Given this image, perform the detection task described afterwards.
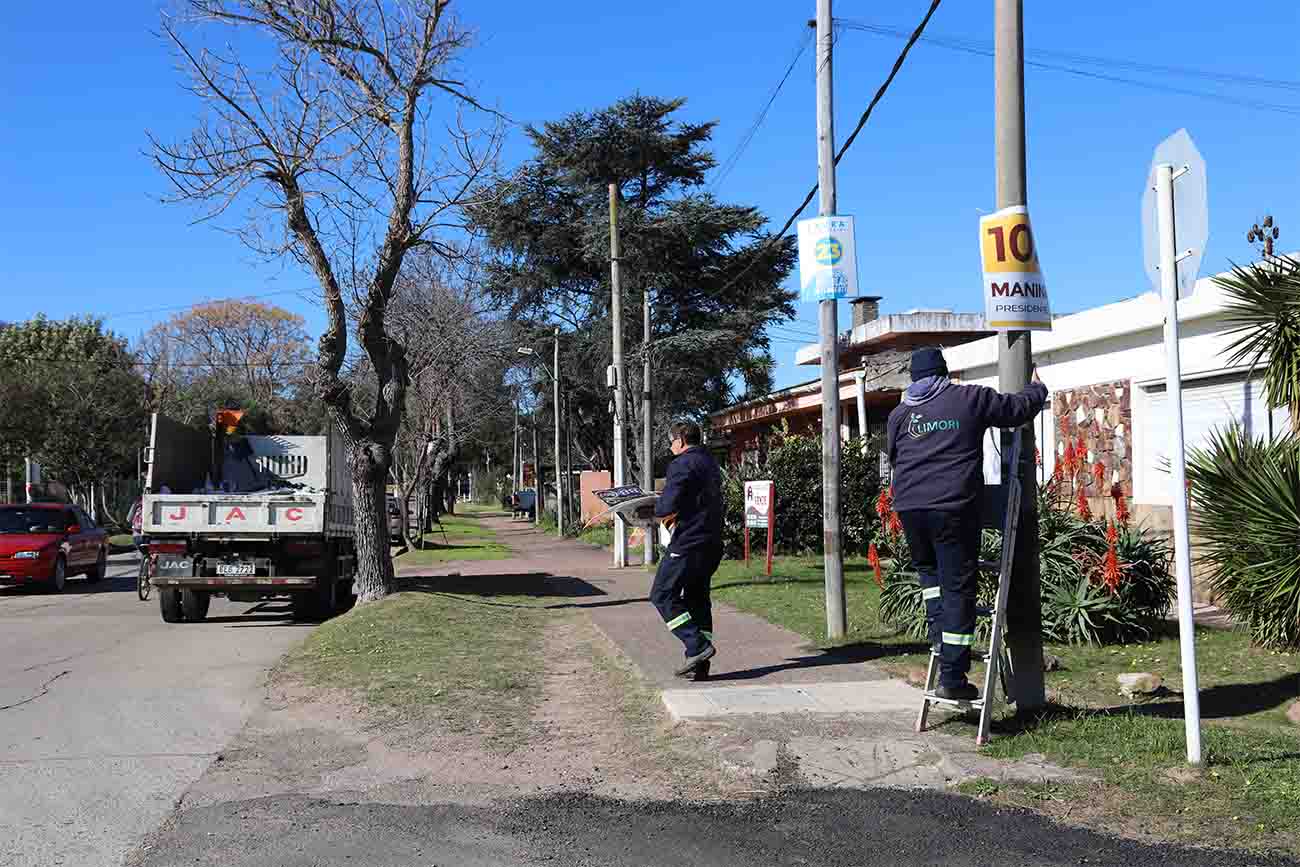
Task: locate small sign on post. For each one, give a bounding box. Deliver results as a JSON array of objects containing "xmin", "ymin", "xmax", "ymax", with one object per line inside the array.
[
  {"xmin": 979, "ymin": 205, "xmax": 1052, "ymax": 330},
  {"xmin": 744, "ymin": 480, "xmax": 775, "ymax": 576},
  {"xmin": 798, "ymin": 216, "xmax": 858, "ymax": 302}
]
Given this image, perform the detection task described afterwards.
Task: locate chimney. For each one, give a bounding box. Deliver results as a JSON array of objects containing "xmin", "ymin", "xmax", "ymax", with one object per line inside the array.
[{"xmin": 849, "ymin": 296, "xmax": 882, "ymax": 329}]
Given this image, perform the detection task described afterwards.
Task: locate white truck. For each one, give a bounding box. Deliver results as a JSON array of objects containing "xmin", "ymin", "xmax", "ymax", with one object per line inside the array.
[{"xmin": 141, "ymin": 413, "xmax": 356, "ymax": 623}]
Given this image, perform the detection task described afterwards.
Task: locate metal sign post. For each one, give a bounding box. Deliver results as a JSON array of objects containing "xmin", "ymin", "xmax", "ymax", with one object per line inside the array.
[{"xmin": 1143, "ymin": 129, "xmax": 1208, "ymax": 765}]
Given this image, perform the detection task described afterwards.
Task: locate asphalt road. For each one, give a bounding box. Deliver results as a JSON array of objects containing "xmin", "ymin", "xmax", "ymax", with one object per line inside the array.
[
  {"xmin": 0, "ymin": 553, "xmax": 310, "ymax": 867},
  {"xmin": 134, "ymin": 790, "xmax": 1296, "ymax": 867}
]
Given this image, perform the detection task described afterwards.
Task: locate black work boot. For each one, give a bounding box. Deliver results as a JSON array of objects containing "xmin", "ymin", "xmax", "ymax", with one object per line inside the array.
[
  {"xmin": 690, "ymin": 660, "xmax": 711, "ymax": 682},
  {"xmin": 935, "ymin": 681, "xmax": 980, "ymax": 701},
  {"xmin": 673, "ymin": 644, "xmax": 716, "ymax": 678}
]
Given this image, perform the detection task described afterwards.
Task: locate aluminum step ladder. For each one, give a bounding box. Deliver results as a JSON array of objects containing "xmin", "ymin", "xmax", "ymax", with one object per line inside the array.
[{"xmin": 915, "ymin": 429, "xmax": 1025, "ymax": 746}]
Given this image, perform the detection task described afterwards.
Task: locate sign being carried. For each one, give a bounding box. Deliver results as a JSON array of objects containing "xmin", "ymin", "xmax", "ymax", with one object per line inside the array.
[
  {"xmin": 743, "ymin": 480, "xmax": 775, "ymax": 576},
  {"xmin": 979, "ymin": 206, "xmax": 1052, "ymax": 330},
  {"xmin": 798, "ymin": 215, "xmax": 859, "ymax": 301}
]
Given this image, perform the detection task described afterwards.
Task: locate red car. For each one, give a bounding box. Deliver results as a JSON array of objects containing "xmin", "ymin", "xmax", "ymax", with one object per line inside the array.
[{"xmin": 0, "ymin": 503, "xmax": 109, "ymax": 592}]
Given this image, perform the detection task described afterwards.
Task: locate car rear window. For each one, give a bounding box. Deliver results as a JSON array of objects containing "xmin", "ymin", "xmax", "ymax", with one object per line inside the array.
[{"xmin": 0, "ymin": 508, "xmax": 65, "ymax": 534}]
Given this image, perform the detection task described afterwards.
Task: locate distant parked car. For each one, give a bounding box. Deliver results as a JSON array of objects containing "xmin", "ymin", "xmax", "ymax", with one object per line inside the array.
[
  {"xmin": 0, "ymin": 503, "xmax": 110, "ymax": 592},
  {"xmin": 387, "ymin": 495, "xmax": 404, "ymax": 544}
]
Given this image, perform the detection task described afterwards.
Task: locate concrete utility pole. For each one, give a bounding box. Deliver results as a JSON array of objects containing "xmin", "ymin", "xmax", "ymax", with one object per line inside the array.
[
  {"xmin": 533, "ymin": 411, "xmax": 542, "ymax": 526},
  {"xmin": 994, "ymin": 0, "xmax": 1046, "ymax": 710},
  {"xmin": 853, "ymin": 370, "xmax": 868, "ymax": 448},
  {"xmin": 642, "ymin": 287, "xmax": 657, "ymax": 569},
  {"xmin": 565, "ymin": 392, "xmax": 575, "ymax": 525},
  {"xmin": 816, "ymin": 0, "xmax": 846, "ymax": 640},
  {"xmin": 554, "ymin": 328, "xmax": 564, "ymax": 537},
  {"xmin": 609, "ymin": 183, "xmax": 629, "ymax": 567}
]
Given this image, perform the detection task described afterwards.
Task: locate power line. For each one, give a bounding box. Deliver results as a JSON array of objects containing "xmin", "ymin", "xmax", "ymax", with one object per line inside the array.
[
  {"xmin": 707, "ymin": 0, "xmax": 945, "ymax": 302},
  {"xmin": 838, "ymin": 19, "xmax": 1300, "ymax": 93},
  {"xmin": 837, "ymin": 19, "xmax": 1300, "ymax": 116},
  {"xmin": 711, "ymin": 26, "xmax": 814, "ymax": 192}
]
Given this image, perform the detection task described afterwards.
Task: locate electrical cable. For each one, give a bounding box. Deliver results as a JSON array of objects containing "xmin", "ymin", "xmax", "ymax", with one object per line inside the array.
[
  {"xmin": 837, "ymin": 19, "xmax": 1300, "ymax": 93},
  {"xmin": 705, "ymin": 0, "xmax": 945, "ymax": 302},
  {"xmin": 711, "ymin": 26, "xmax": 814, "ymax": 192},
  {"xmin": 837, "ymin": 19, "xmax": 1300, "ymax": 116}
]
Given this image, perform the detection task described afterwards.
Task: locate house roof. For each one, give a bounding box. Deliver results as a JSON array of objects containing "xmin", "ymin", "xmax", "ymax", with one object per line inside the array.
[{"xmin": 795, "ymin": 310, "xmax": 994, "ymax": 366}]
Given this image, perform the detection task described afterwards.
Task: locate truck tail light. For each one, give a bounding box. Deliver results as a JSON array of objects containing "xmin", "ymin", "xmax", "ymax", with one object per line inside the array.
[{"xmin": 151, "ymin": 543, "xmax": 187, "ymax": 554}]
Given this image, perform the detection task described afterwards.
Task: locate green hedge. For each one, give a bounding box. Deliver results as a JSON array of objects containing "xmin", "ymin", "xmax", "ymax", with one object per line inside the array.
[{"xmin": 721, "ymin": 431, "xmax": 884, "ymax": 559}]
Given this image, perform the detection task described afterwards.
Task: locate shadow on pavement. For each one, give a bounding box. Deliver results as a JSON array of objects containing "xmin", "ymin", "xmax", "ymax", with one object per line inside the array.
[
  {"xmin": 706, "ymin": 640, "xmax": 932, "ymax": 682},
  {"xmin": 1, "ymin": 568, "xmax": 141, "ymax": 597},
  {"xmin": 400, "ymin": 571, "xmax": 606, "ymax": 600}
]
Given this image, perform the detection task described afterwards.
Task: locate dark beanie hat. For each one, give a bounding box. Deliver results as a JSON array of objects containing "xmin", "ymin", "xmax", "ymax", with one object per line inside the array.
[{"xmin": 910, "ymin": 347, "xmax": 948, "ymax": 382}]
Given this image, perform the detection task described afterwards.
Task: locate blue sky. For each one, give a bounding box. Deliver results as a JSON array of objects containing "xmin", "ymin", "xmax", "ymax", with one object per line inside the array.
[{"xmin": 2, "ymin": 1, "xmax": 1297, "ymax": 391}]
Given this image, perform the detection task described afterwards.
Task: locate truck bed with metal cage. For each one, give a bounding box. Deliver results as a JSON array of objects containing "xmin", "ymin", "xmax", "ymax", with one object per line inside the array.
[{"xmin": 139, "ymin": 413, "xmax": 356, "ymax": 623}]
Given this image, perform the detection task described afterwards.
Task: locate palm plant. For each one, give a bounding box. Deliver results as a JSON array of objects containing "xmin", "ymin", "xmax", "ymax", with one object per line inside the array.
[
  {"xmin": 1213, "ymin": 254, "xmax": 1300, "ymax": 432},
  {"xmin": 1185, "ymin": 423, "xmax": 1300, "ymax": 649}
]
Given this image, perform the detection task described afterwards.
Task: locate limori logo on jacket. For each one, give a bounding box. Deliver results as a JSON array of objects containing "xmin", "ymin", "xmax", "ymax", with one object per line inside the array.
[{"xmin": 907, "ymin": 412, "xmax": 960, "ymax": 440}]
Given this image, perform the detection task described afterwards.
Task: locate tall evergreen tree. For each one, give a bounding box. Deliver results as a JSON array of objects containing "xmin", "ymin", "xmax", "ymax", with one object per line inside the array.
[{"xmin": 470, "ymin": 96, "xmax": 796, "ymax": 474}]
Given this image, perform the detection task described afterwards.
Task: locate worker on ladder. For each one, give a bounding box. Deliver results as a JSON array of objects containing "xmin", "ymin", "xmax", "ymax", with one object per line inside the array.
[{"xmin": 887, "ymin": 347, "xmax": 1048, "ymax": 702}]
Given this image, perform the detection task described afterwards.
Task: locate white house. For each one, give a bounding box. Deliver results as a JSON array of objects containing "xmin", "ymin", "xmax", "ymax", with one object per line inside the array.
[{"xmin": 943, "ymin": 261, "xmax": 1291, "ymax": 540}]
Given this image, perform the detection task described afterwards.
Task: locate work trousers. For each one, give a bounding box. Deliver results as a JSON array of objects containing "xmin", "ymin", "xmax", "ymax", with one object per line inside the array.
[
  {"xmin": 650, "ymin": 546, "xmax": 722, "ymax": 658},
  {"xmin": 898, "ymin": 505, "xmax": 982, "ymax": 688}
]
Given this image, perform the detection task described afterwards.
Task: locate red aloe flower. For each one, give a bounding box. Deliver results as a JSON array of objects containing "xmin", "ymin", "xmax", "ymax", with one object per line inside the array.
[
  {"xmin": 887, "ymin": 511, "xmax": 903, "ymax": 538},
  {"xmin": 867, "ymin": 543, "xmax": 883, "ymax": 588},
  {"xmin": 1092, "ymin": 461, "xmax": 1106, "ymax": 489},
  {"xmin": 1076, "ymin": 489, "xmax": 1093, "ymax": 521},
  {"xmin": 1111, "ymin": 484, "xmax": 1130, "ymax": 527},
  {"xmin": 1106, "ymin": 520, "xmax": 1119, "ymax": 546},
  {"xmin": 1062, "ymin": 442, "xmax": 1077, "ymax": 475},
  {"xmin": 1101, "ymin": 545, "xmax": 1123, "ymax": 594}
]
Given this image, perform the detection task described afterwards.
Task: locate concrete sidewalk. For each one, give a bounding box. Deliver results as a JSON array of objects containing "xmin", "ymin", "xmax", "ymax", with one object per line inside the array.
[
  {"xmin": 397, "ymin": 514, "xmax": 1081, "ymax": 790},
  {"xmin": 401, "ymin": 514, "xmax": 894, "ymax": 691}
]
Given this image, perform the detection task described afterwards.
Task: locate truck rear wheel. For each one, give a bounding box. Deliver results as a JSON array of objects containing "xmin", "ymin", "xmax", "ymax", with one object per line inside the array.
[
  {"xmin": 160, "ymin": 587, "xmax": 184, "ymax": 623},
  {"xmin": 290, "ymin": 591, "xmax": 316, "ymax": 621},
  {"xmin": 181, "ymin": 589, "xmax": 210, "ymax": 622}
]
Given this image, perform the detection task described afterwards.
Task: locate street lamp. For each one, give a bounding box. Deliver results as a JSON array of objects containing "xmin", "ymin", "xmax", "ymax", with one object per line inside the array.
[{"xmin": 517, "ymin": 337, "xmax": 565, "ymax": 537}]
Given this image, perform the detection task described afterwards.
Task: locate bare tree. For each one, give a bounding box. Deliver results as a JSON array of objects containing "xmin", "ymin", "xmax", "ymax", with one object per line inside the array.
[
  {"xmin": 150, "ymin": 0, "xmax": 501, "ymax": 601},
  {"xmin": 386, "ymin": 251, "xmax": 515, "ymax": 548}
]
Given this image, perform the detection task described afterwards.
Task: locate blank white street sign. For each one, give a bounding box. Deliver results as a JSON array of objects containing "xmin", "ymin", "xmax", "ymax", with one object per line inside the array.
[{"xmin": 1142, "ymin": 129, "xmax": 1208, "ymax": 299}]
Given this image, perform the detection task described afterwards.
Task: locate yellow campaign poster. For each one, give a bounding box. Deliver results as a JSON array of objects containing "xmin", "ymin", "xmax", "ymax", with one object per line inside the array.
[{"xmin": 979, "ymin": 205, "xmax": 1052, "ymax": 330}]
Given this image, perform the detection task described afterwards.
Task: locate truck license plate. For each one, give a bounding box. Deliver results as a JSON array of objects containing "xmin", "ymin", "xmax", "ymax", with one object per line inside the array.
[{"xmin": 216, "ymin": 562, "xmax": 255, "ymax": 577}]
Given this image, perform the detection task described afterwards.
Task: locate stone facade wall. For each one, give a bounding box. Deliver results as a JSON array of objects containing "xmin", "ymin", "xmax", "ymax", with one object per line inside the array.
[{"xmin": 1053, "ymin": 379, "xmax": 1132, "ymax": 498}]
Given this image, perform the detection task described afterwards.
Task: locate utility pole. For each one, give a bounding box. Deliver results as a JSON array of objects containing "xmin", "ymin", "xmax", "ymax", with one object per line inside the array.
[
  {"xmin": 554, "ymin": 327, "xmax": 564, "ymax": 537},
  {"xmin": 565, "ymin": 392, "xmax": 575, "ymax": 525},
  {"xmin": 994, "ymin": 0, "xmax": 1045, "ymax": 710},
  {"xmin": 642, "ymin": 287, "xmax": 657, "ymax": 568},
  {"xmin": 533, "ymin": 410, "xmax": 542, "ymax": 526},
  {"xmin": 816, "ymin": 0, "xmax": 846, "ymax": 640},
  {"xmin": 853, "ymin": 369, "xmax": 868, "ymax": 448},
  {"xmin": 609, "ymin": 182, "xmax": 629, "ymax": 567},
  {"xmin": 513, "ymin": 401, "xmax": 520, "ymax": 500}
]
